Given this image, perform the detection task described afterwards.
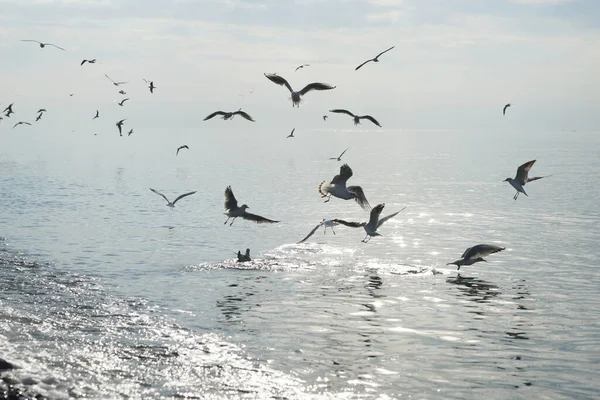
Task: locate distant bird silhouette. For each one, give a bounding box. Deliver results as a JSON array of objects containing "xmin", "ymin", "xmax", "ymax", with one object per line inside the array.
[
  {"xmin": 223, "ymin": 186, "xmax": 279, "ymax": 226},
  {"xmin": 318, "ymin": 163, "xmax": 370, "ymax": 211},
  {"xmin": 117, "ymin": 98, "xmax": 130, "ymax": 106},
  {"xmin": 203, "ymin": 109, "xmax": 254, "ymax": 122},
  {"xmin": 355, "ymin": 46, "xmax": 394, "ymax": 71},
  {"xmin": 37, "ymin": 109, "xmax": 47, "ymax": 114},
  {"xmin": 323, "ymin": 115, "xmax": 328, "ymax": 121},
  {"xmin": 80, "ymin": 59, "xmax": 96, "ymax": 66},
  {"xmin": 116, "ymin": 119, "xmax": 126, "ymax": 136},
  {"xmin": 329, "ymin": 109, "xmax": 381, "ymax": 127},
  {"xmin": 127, "ymin": 129, "xmax": 134, "ymax": 136},
  {"xmin": 503, "ymin": 103, "xmax": 511, "ymax": 115},
  {"xmin": 329, "ymin": 148, "xmax": 348, "ymax": 161},
  {"xmin": 118, "ymin": 90, "xmax": 127, "ymax": 95},
  {"xmin": 447, "ymin": 244, "xmax": 505, "ymax": 270},
  {"xmin": 21, "ymin": 40, "xmax": 65, "ymax": 51},
  {"xmin": 295, "ymin": 64, "xmax": 310, "ymax": 71},
  {"xmin": 287, "ymin": 128, "xmax": 295, "ymax": 138},
  {"xmin": 150, "ymin": 188, "xmax": 197, "ymax": 208},
  {"xmin": 35, "ymin": 113, "xmax": 43, "ymax": 122},
  {"xmin": 148, "ymin": 81, "xmax": 155, "ymax": 93},
  {"xmin": 334, "ymin": 203, "xmax": 406, "ymax": 243},
  {"xmin": 504, "ymin": 159, "xmax": 548, "ymax": 200},
  {"xmin": 176, "ymin": 145, "xmax": 189, "ymax": 155},
  {"xmin": 264, "ymin": 73, "xmax": 335, "ymax": 107},
  {"xmin": 3, "ymin": 103, "xmax": 14, "ymax": 117},
  {"xmin": 93, "ymin": 110, "xmax": 99, "ymax": 120},
  {"xmin": 105, "ymin": 74, "xmax": 127, "ymax": 86},
  {"xmin": 236, "ymin": 249, "xmax": 251, "ymax": 262},
  {"xmin": 13, "ymin": 121, "xmax": 31, "ymax": 129}
]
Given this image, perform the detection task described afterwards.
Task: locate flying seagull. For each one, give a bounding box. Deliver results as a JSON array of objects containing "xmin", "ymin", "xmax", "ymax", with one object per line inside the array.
[
  {"xmin": 329, "ymin": 109, "xmax": 381, "ymax": 127},
  {"xmin": 223, "ymin": 186, "xmax": 279, "ymax": 226},
  {"xmin": 329, "ymin": 148, "xmax": 348, "ymax": 161},
  {"xmin": 93, "ymin": 110, "xmax": 99, "ymax": 120},
  {"xmin": 127, "ymin": 128, "xmax": 134, "ymax": 136},
  {"xmin": 35, "ymin": 113, "xmax": 43, "ymax": 122},
  {"xmin": 287, "ymin": 128, "xmax": 295, "ymax": 138},
  {"xmin": 13, "ymin": 121, "xmax": 31, "ymax": 129},
  {"xmin": 117, "ymin": 98, "xmax": 130, "ymax": 106},
  {"xmin": 355, "ymin": 46, "xmax": 395, "ymax": 71},
  {"xmin": 297, "ymin": 219, "xmax": 342, "ymax": 243},
  {"xmin": 203, "ymin": 109, "xmax": 254, "ymax": 122},
  {"xmin": 503, "ymin": 103, "xmax": 511, "ymax": 115},
  {"xmin": 150, "ymin": 188, "xmax": 197, "ymax": 208},
  {"xmin": 118, "ymin": 90, "xmax": 127, "ymax": 95},
  {"xmin": 37, "ymin": 108, "xmax": 47, "ymax": 114},
  {"xmin": 176, "ymin": 145, "xmax": 189, "ymax": 155},
  {"xmin": 334, "ymin": 204, "xmax": 406, "ymax": 243},
  {"xmin": 323, "ymin": 115, "xmax": 328, "ymax": 121},
  {"xmin": 105, "ymin": 74, "xmax": 128, "ymax": 86},
  {"xmin": 447, "ymin": 244, "xmax": 505, "ymax": 270},
  {"xmin": 504, "ymin": 159, "xmax": 547, "ymax": 200},
  {"xmin": 236, "ymin": 249, "xmax": 251, "ymax": 262},
  {"xmin": 295, "ymin": 64, "xmax": 310, "ymax": 72},
  {"xmin": 318, "ymin": 163, "xmax": 371, "ymax": 211},
  {"xmin": 264, "ymin": 73, "xmax": 336, "ymax": 107},
  {"xmin": 148, "ymin": 81, "xmax": 155, "ymax": 93},
  {"xmin": 3, "ymin": 103, "xmax": 14, "ymax": 117},
  {"xmin": 116, "ymin": 119, "xmax": 126, "ymax": 136},
  {"xmin": 80, "ymin": 59, "xmax": 96, "ymax": 66},
  {"xmin": 21, "ymin": 40, "xmax": 65, "ymax": 51}
]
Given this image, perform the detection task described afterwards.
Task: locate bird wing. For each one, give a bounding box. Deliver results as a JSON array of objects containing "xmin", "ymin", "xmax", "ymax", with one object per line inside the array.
[
  {"xmin": 80, "ymin": 60, "xmax": 87, "ymax": 65},
  {"xmin": 224, "ymin": 186, "xmax": 238, "ymax": 210},
  {"xmin": 21, "ymin": 39, "xmax": 42, "ymax": 44},
  {"xmin": 297, "ymin": 222, "xmax": 324, "ymax": 243},
  {"xmin": 462, "ymin": 244, "xmax": 505, "ymax": 260},
  {"xmin": 264, "ymin": 73, "xmax": 293, "ymax": 93},
  {"xmin": 329, "ymin": 109, "xmax": 355, "ymax": 117},
  {"xmin": 104, "ymin": 74, "xmax": 116, "ymax": 83},
  {"xmin": 359, "ymin": 115, "xmax": 381, "ymax": 127},
  {"xmin": 332, "ymin": 219, "xmax": 365, "ymax": 228},
  {"xmin": 47, "ymin": 43, "xmax": 66, "ymax": 51},
  {"xmin": 375, "ymin": 46, "xmax": 395, "ymax": 59},
  {"xmin": 348, "ymin": 185, "xmax": 371, "ymax": 211},
  {"xmin": 203, "ymin": 111, "xmax": 226, "ymax": 121},
  {"xmin": 503, "ymin": 104, "xmax": 510, "ymax": 115},
  {"xmin": 172, "ymin": 191, "xmax": 197, "ymax": 205},
  {"xmin": 299, "ymin": 82, "xmax": 336, "ymax": 95},
  {"xmin": 367, "ymin": 203, "xmax": 385, "ymax": 229},
  {"xmin": 516, "ymin": 160, "xmax": 536, "ymax": 185},
  {"xmin": 234, "ymin": 111, "xmax": 255, "ymax": 122},
  {"xmin": 355, "ymin": 59, "xmax": 372, "ymax": 71},
  {"xmin": 527, "ymin": 175, "xmax": 547, "ymax": 183},
  {"xmin": 120, "ymin": 98, "xmax": 130, "ymax": 105},
  {"xmin": 150, "ymin": 188, "xmax": 171, "ymax": 203},
  {"xmin": 377, "ymin": 206, "xmax": 406, "ymax": 228},
  {"xmin": 338, "ymin": 148, "xmax": 348, "ymax": 159},
  {"xmin": 242, "ymin": 212, "xmax": 279, "ymax": 224},
  {"xmin": 331, "ymin": 163, "xmax": 353, "ymax": 185}
]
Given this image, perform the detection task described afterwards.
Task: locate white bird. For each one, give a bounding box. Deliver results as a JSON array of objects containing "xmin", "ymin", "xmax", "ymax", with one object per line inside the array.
[
  {"xmin": 149, "ymin": 188, "xmax": 197, "ymax": 208},
  {"xmin": 223, "ymin": 186, "xmax": 279, "ymax": 226},
  {"xmin": 334, "ymin": 203, "xmax": 406, "ymax": 243},
  {"xmin": 318, "ymin": 163, "xmax": 371, "ymax": 211},
  {"xmin": 504, "ymin": 160, "xmax": 547, "ymax": 200},
  {"xmin": 236, "ymin": 249, "xmax": 251, "ymax": 262},
  {"xmin": 203, "ymin": 109, "xmax": 254, "ymax": 122},
  {"xmin": 355, "ymin": 46, "xmax": 395, "ymax": 71},
  {"xmin": 329, "ymin": 109, "xmax": 381, "ymax": 127},
  {"xmin": 287, "ymin": 128, "xmax": 295, "ymax": 138},
  {"xmin": 297, "ymin": 219, "xmax": 341, "ymax": 243},
  {"xmin": 264, "ymin": 73, "xmax": 336, "ymax": 107},
  {"xmin": 105, "ymin": 74, "xmax": 128, "ymax": 86},
  {"xmin": 446, "ymin": 244, "xmax": 506, "ymax": 270},
  {"xmin": 329, "ymin": 148, "xmax": 348, "ymax": 161},
  {"xmin": 21, "ymin": 39, "xmax": 65, "ymax": 51}
]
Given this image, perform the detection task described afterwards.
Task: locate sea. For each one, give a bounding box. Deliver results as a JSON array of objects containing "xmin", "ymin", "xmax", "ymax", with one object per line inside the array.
[{"xmin": 1, "ymin": 127, "xmax": 599, "ymax": 399}]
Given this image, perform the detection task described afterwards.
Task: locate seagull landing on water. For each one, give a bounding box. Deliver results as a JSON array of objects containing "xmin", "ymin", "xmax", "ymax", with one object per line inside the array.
[
  {"xmin": 355, "ymin": 46, "xmax": 395, "ymax": 71},
  {"xmin": 447, "ymin": 244, "xmax": 505, "ymax": 270},
  {"xmin": 176, "ymin": 145, "xmax": 189, "ymax": 155},
  {"xmin": 203, "ymin": 109, "xmax": 255, "ymax": 122},
  {"xmin": 329, "ymin": 109, "xmax": 381, "ymax": 127},
  {"xmin": 287, "ymin": 128, "xmax": 295, "ymax": 138},
  {"xmin": 223, "ymin": 186, "xmax": 279, "ymax": 226},
  {"xmin": 329, "ymin": 148, "xmax": 348, "ymax": 161},
  {"xmin": 264, "ymin": 73, "xmax": 336, "ymax": 107},
  {"xmin": 504, "ymin": 159, "xmax": 548, "ymax": 200},
  {"xmin": 503, "ymin": 103, "xmax": 511, "ymax": 116},
  {"xmin": 335, "ymin": 204, "xmax": 406, "ymax": 243},
  {"xmin": 297, "ymin": 219, "xmax": 341, "ymax": 243},
  {"xmin": 150, "ymin": 188, "xmax": 197, "ymax": 208},
  {"xmin": 21, "ymin": 40, "xmax": 65, "ymax": 51},
  {"xmin": 236, "ymin": 249, "xmax": 251, "ymax": 262},
  {"xmin": 318, "ymin": 163, "xmax": 370, "ymax": 211}
]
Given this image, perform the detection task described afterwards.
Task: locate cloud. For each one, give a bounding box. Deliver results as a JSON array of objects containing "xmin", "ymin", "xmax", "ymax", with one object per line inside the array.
[{"xmin": 366, "ymin": 10, "xmax": 403, "ymax": 22}]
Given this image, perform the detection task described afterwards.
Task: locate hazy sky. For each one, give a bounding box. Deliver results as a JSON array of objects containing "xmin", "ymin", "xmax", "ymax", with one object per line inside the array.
[{"xmin": 0, "ymin": 0, "xmax": 599, "ymax": 134}]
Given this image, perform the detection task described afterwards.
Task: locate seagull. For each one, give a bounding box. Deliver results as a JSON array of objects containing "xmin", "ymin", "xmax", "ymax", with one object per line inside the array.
[
  {"xmin": 203, "ymin": 109, "xmax": 255, "ymax": 122},
  {"xmin": 80, "ymin": 59, "xmax": 96, "ymax": 66},
  {"xmin": 446, "ymin": 244, "xmax": 505, "ymax": 270},
  {"xmin": 117, "ymin": 98, "xmax": 130, "ymax": 106},
  {"xmin": 329, "ymin": 109, "xmax": 381, "ymax": 127},
  {"xmin": 287, "ymin": 128, "xmax": 295, "ymax": 138},
  {"xmin": 295, "ymin": 64, "xmax": 310, "ymax": 71},
  {"xmin": 355, "ymin": 46, "xmax": 395, "ymax": 71},
  {"xmin": 504, "ymin": 160, "xmax": 547, "ymax": 200},
  {"xmin": 37, "ymin": 109, "xmax": 47, "ymax": 114},
  {"xmin": 118, "ymin": 90, "xmax": 127, "ymax": 95},
  {"xmin": 116, "ymin": 119, "xmax": 126, "ymax": 136},
  {"xmin": 149, "ymin": 188, "xmax": 197, "ymax": 208},
  {"xmin": 334, "ymin": 204, "xmax": 406, "ymax": 243},
  {"xmin": 329, "ymin": 148, "xmax": 348, "ymax": 161},
  {"xmin": 3, "ymin": 103, "xmax": 14, "ymax": 117},
  {"xmin": 323, "ymin": 115, "xmax": 328, "ymax": 121},
  {"xmin": 297, "ymin": 219, "xmax": 341, "ymax": 243},
  {"xmin": 503, "ymin": 103, "xmax": 511, "ymax": 115},
  {"xmin": 176, "ymin": 145, "xmax": 189, "ymax": 155},
  {"xmin": 21, "ymin": 40, "xmax": 65, "ymax": 51},
  {"xmin": 148, "ymin": 81, "xmax": 155, "ymax": 93},
  {"xmin": 105, "ymin": 74, "xmax": 128, "ymax": 86},
  {"xmin": 264, "ymin": 73, "xmax": 336, "ymax": 107},
  {"xmin": 223, "ymin": 186, "xmax": 279, "ymax": 226},
  {"xmin": 35, "ymin": 113, "xmax": 43, "ymax": 122},
  {"xmin": 318, "ymin": 163, "xmax": 371, "ymax": 211},
  {"xmin": 12, "ymin": 121, "xmax": 31, "ymax": 129},
  {"xmin": 127, "ymin": 128, "xmax": 134, "ymax": 136},
  {"xmin": 236, "ymin": 249, "xmax": 251, "ymax": 262},
  {"xmin": 93, "ymin": 110, "xmax": 99, "ymax": 120}
]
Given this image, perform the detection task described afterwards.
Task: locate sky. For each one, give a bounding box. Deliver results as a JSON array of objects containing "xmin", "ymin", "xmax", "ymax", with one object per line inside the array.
[{"xmin": 0, "ymin": 0, "xmax": 599, "ymax": 135}]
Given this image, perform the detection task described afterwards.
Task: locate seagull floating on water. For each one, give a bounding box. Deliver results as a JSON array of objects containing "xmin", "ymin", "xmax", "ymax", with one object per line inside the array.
[
  {"xmin": 503, "ymin": 103, "xmax": 511, "ymax": 116},
  {"xmin": 504, "ymin": 159, "xmax": 547, "ymax": 200},
  {"xmin": 236, "ymin": 249, "xmax": 251, "ymax": 262},
  {"xmin": 12, "ymin": 121, "xmax": 31, "ymax": 129},
  {"xmin": 295, "ymin": 64, "xmax": 310, "ymax": 71},
  {"xmin": 116, "ymin": 119, "xmax": 126, "ymax": 136},
  {"xmin": 150, "ymin": 188, "xmax": 197, "ymax": 208},
  {"xmin": 287, "ymin": 128, "xmax": 295, "ymax": 138},
  {"xmin": 203, "ymin": 109, "xmax": 255, "ymax": 122},
  {"xmin": 334, "ymin": 204, "xmax": 406, "ymax": 243},
  {"xmin": 93, "ymin": 110, "xmax": 99, "ymax": 120},
  {"xmin": 329, "ymin": 109, "xmax": 381, "ymax": 127},
  {"xmin": 21, "ymin": 40, "xmax": 65, "ymax": 51},
  {"xmin": 176, "ymin": 145, "xmax": 189, "ymax": 155},
  {"xmin": 447, "ymin": 244, "xmax": 505, "ymax": 270},
  {"xmin": 264, "ymin": 73, "xmax": 336, "ymax": 107},
  {"xmin": 223, "ymin": 186, "xmax": 279, "ymax": 226},
  {"xmin": 105, "ymin": 74, "xmax": 128, "ymax": 86},
  {"xmin": 318, "ymin": 163, "xmax": 370, "ymax": 211},
  {"xmin": 80, "ymin": 59, "xmax": 96, "ymax": 66},
  {"xmin": 297, "ymin": 219, "xmax": 342, "ymax": 243},
  {"xmin": 355, "ymin": 46, "xmax": 394, "ymax": 71},
  {"xmin": 329, "ymin": 148, "xmax": 348, "ymax": 161}
]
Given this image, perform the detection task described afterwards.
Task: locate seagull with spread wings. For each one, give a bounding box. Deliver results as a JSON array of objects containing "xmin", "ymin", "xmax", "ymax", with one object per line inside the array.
[
  {"xmin": 318, "ymin": 163, "xmax": 371, "ymax": 211},
  {"xmin": 203, "ymin": 109, "xmax": 255, "ymax": 122},
  {"xmin": 117, "ymin": 98, "xmax": 130, "ymax": 106},
  {"xmin": 329, "ymin": 148, "xmax": 348, "ymax": 161},
  {"xmin": 447, "ymin": 244, "xmax": 505, "ymax": 270},
  {"xmin": 503, "ymin": 103, "xmax": 511, "ymax": 115},
  {"xmin": 116, "ymin": 119, "xmax": 126, "ymax": 136},
  {"xmin": 176, "ymin": 145, "xmax": 189, "ymax": 155},
  {"xmin": 264, "ymin": 73, "xmax": 335, "ymax": 107},
  {"xmin": 334, "ymin": 204, "xmax": 406, "ymax": 243},
  {"xmin": 223, "ymin": 186, "xmax": 279, "ymax": 226},
  {"xmin": 504, "ymin": 159, "xmax": 548, "ymax": 200},
  {"xmin": 150, "ymin": 188, "xmax": 197, "ymax": 208},
  {"xmin": 297, "ymin": 219, "xmax": 342, "ymax": 243},
  {"xmin": 81, "ymin": 59, "xmax": 96, "ymax": 66},
  {"xmin": 12, "ymin": 121, "xmax": 31, "ymax": 129},
  {"xmin": 93, "ymin": 110, "xmax": 99, "ymax": 120},
  {"xmin": 105, "ymin": 74, "xmax": 128, "ymax": 86},
  {"xmin": 295, "ymin": 64, "xmax": 310, "ymax": 71},
  {"xmin": 287, "ymin": 128, "xmax": 295, "ymax": 138},
  {"xmin": 21, "ymin": 40, "xmax": 65, "ymax": 51},
  {"xmin": 329, "ymin": 109, "xmax": 381, "ymax": 127},
  {"xmin": 355, "ymin": 46, "xmax": 394, "ymax": 71}
]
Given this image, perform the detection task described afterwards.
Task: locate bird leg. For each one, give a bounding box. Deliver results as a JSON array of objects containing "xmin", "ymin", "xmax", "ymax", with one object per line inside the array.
[
  {"xmin": 332, "ymin": 227, "xmax": 336, "ymax": 235},
  {"xmin": 514, "ymin": 192, "xmax": 519, "ymax": 201},
  {"xmin": 361, "ymin": 234, "xmax": 371, "ymax": 243},
  {"xmin": 229, "ymin": 217, "xmax": 237, "ymax": 226},
  {"xmin": 224, "ymin": 217, "xmax": 230, "ymax": 225}
]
